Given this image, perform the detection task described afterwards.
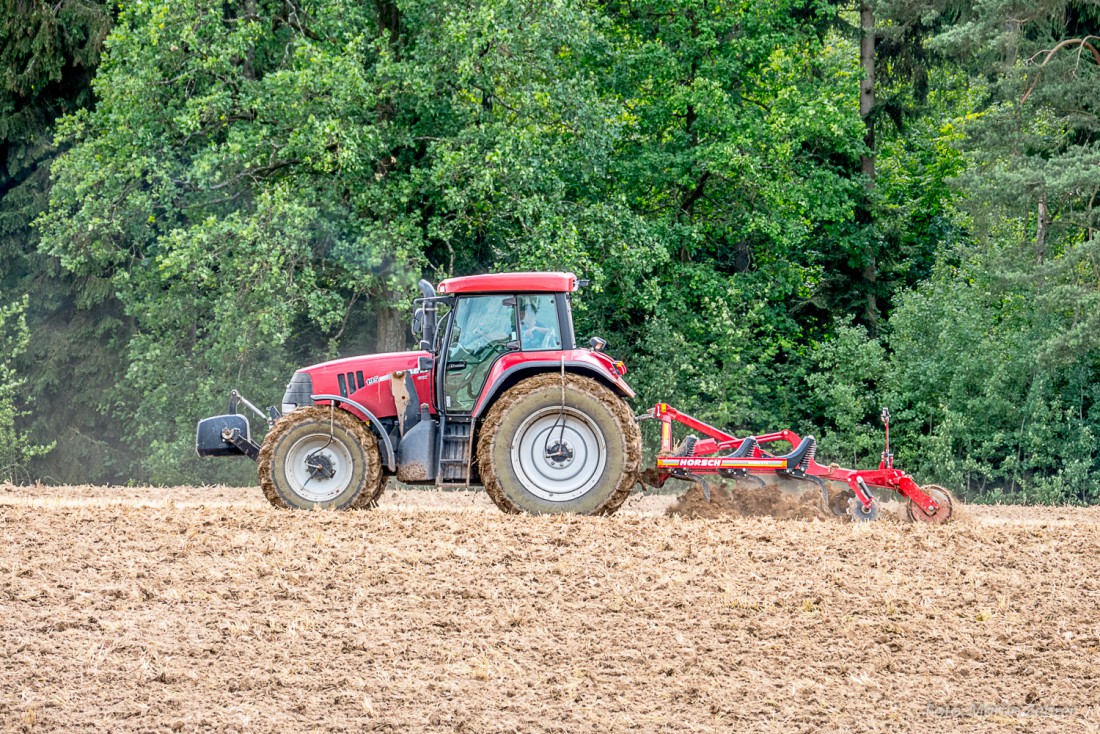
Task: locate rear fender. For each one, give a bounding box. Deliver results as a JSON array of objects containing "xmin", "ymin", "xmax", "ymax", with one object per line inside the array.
[{"xmin": 472, "ymin": 350, "xmax": 634, "ymax": 420}]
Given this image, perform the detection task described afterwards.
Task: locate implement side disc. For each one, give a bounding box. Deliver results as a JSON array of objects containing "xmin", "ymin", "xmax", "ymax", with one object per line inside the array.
[{"xmin": 907, "ymin": 484, "xmax": 954, "ymax": 524}]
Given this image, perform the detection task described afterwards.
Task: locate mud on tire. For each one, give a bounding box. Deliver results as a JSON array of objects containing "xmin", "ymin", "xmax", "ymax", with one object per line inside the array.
[
  {"xmin": 477, "ymin": 374, "xmax": 642, "ymax": 516},
  {"xmin": 258, "ymin": 405, "xmax": 386, "ymax": 510}
]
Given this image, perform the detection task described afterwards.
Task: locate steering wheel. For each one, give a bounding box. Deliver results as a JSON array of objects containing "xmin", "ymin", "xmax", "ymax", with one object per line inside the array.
[{"xmin": 452, "ymin": 338, "xmax": 511, "ymax": 404}]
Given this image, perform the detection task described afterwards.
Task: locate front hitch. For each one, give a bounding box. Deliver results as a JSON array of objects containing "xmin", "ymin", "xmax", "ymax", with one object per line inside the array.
[{"xmin": 195, "ymin": 389, "xmax": 274, "ymax": 461}]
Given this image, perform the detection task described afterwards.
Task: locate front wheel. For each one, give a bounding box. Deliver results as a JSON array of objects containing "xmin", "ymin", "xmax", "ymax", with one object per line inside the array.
[
  {"xmin": 477, "ymin": 374, "xmax": 642, "ymax": 515},
  {"xmin": 258, "ymin": 405, "xmax": 386, "ymax": 510}
]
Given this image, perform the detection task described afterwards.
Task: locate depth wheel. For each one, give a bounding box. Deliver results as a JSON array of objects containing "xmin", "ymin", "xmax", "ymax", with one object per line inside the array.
[
  {"xmin": 907, "ymin": 484, "xmax": 954, "ymax": 524},
  {"xmin": 258, "ymin": 405, "xmax": 386, "ymax": 510},
  {"xmin": 846, "ymin": 495, "xmax": 880, "ymax": 522},
  {"xmin": 478, "ymin": 374, "xmax": 641, "ymax": 515}
]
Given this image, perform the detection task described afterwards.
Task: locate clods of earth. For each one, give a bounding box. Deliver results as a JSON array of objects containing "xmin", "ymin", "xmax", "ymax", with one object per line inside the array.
[{"xmin": 1, "ymin": 483, "xmax": 1098, "ymax": 732}]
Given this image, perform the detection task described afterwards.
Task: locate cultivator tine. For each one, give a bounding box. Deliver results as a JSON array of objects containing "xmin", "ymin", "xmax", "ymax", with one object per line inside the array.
[
  {"xmin": 742, "ymin": 474, "xmax": 767, "ymax": 489},
  {"xmin": 690, "ymin": 474, "xmax": 712, "ymax": 502},
  {"xmin": 805, "ymin": 475, "xmax": 830, "ymax": 509}
]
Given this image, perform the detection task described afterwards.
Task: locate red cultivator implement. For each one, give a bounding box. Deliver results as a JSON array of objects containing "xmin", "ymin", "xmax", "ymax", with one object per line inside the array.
[{"xmin": 640, "ymin": 405, "xmax": 953, "ymax": 524}]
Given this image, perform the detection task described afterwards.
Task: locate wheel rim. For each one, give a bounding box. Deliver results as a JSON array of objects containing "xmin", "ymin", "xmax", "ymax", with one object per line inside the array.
[
  {"xmin": 847, "ymin": 495, "xmax": 880, "ymax": 522},
  {"xmin": 283, "ymin": 432, "xmax": 355, "ymax": 502},
  {"xmin": 510, "ymin": 407, "xmax": 607, "ymax": 502}
]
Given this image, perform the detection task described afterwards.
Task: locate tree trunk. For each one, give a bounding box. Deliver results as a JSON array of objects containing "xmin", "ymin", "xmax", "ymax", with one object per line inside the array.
[
  {"xmin": 859, "ymin": 0, "xmax": 875, "ymax": 183},
  {"xmin": 370, "ymin": 0, "xmax": 404, "ymax": 354},
  {"xmin": 859, "ymin": 0, "xmax": 878, "ymax": 329},
  {"xmin": 1035, "ymin": 194, "xmax": 1050, "ymax": 294},
  {"xmin": 677, "ymin": 8, "xmax": 701, "ymax": 263},
  {"xmin": 374, "ymin": 0, "xmax": 401, "ymax": 47},
  {"xmin": 375, "ymin": 290, "xmax": 408, "ymax": 354},
  {"xmin": 1036, "ymin": 194, "xmax": 1049, "ymax": 265}
]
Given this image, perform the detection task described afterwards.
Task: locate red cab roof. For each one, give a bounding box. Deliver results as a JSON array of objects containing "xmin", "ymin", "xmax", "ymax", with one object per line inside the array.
[{"xmin": 437, "ymin": 271, "xmax": 579, "ymax": 294}]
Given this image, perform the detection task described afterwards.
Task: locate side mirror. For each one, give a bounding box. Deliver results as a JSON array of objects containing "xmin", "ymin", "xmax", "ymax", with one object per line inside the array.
[{"xmin": 415, "ymin": 279, "xmax": 438, "ymax": 347}]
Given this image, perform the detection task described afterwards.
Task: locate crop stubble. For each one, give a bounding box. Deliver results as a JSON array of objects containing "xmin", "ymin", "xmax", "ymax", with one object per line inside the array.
[{"xmin": 1, "ymin": 484, "xmax": 1098, "ymax": 733}]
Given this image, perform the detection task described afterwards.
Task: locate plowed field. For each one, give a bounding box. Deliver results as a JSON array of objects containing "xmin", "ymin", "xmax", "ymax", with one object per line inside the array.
[{"xmin": 2, "ymin": 483, "xmax": 1099, "ymax": 733}]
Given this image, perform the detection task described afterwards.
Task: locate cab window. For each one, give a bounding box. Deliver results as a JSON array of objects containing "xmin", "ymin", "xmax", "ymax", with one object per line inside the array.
[{"xmin": 517, "ymin": 295, "xmax": 562, "ymax": 351}]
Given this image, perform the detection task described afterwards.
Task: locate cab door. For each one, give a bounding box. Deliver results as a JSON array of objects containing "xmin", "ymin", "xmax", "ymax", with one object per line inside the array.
[{"xmin": 441, "ymin": 295, "xmax": 518, "ymax": 413}]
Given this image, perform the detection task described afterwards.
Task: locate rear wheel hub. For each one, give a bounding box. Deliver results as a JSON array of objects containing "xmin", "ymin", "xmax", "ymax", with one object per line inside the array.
[
  {"xmin": 544, "ymin": 440, "xmax": 576, "ymax": 468},
  {"xmin": 511, "ymin": 407, "xmax": 607, "ymax": 502},
  {"xmin": 306, "ymin": 453, "xmax": 336, "ymax": 481}
]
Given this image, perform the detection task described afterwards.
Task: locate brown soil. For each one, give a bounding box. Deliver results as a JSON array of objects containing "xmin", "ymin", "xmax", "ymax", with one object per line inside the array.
[
  {"xmin": 667, "ymin": 479, "xmax": 837, "ymax": 520},
  {"xmin": 667, "ymin": 478, "xmax": 927, "ymax": 523},
  {"xmin": 2, "ymin": 483, "xmax": 1099, "ymax": 733}
]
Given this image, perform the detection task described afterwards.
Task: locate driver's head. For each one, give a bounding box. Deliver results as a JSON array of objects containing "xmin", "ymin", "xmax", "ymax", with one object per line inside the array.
[{"xmin": 521, "ymin": 303, "xmax": 537, "ymax": 327}]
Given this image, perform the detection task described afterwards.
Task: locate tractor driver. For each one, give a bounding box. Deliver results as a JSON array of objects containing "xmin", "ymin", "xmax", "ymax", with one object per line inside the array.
[{"xmin": 519, "ymin": 300, "xmax": 558, "ymax": 350}]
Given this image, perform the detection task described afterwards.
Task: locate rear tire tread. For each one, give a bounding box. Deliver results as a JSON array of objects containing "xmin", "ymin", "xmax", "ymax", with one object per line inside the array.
[{"xmin": 477, "ymin": 374, "xmax": 641, "ymax": 516}]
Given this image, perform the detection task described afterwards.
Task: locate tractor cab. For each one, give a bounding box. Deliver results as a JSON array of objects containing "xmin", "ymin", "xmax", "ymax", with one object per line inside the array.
[
  {"xmin": 402, "ymin": 272, "xmax": 634, "ymax": 488},
  {"xmin": 413, "ymin": 272, "xmax": 601, "ymax": 415}
]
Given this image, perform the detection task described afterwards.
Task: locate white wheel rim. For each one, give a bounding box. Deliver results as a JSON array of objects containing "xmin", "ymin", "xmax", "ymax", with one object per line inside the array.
[
  {"xmin": 510, "ymin": 407, "xmax": 607, "ymax": 502},
  {"xmin": 283, "ymin": 433, "xmax": 355, "ymax": 502}
]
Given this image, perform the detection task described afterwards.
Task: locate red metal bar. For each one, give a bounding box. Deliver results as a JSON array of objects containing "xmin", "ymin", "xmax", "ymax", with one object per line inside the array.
[{"xmin": 652, "ymin": 403, "xmax": 738, "ymax": 444}]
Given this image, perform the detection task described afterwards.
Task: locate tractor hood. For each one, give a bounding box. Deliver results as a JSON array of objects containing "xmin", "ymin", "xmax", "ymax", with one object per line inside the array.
[{"xmin": 292, "ymin": 350, "xmax": 433, "ymax": 420}]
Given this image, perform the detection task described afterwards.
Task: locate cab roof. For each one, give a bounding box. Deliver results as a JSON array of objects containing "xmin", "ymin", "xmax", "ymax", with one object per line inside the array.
[{"xmin": 436, "ymin": 271, "xmax": 580, "ymax": 295}]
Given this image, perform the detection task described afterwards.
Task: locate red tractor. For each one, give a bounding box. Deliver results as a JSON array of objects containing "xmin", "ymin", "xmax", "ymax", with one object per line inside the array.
[
  {"xmin": 197, "ymin": 272, "xmax": 642, "ymax": 515},
  {"xmin": 196, "ymin": 270, "xmax": 953, "ymax": 522}
]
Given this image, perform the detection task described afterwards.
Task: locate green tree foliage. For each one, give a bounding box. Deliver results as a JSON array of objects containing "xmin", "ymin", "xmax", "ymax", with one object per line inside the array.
[
  {"xmin": 592, "ymin": 0, "xmax": 871, "ymax": 432},
  {"xmin": 9, "ymin": 0, "xmax": 1099, "ymax": 501},
  {"xmin": 39, "ymin": 0, "xmax": 416, "ymax": 482},
  {"xmin": 807, "ymin": 316, "xmax": 886, "ymax": 467},
  {"xmin": 0, "ymin": 0, "xmax": 127, "ymax": 483},
  {"xmin": 39, "ymin": 0, "xmax": 651, "ymax": 481},
  {"xmin": 872, "ymin": 0, "xmax": 1100, "ymax": 503},
  {"xmin": 0, "ymin": 297, "xmax": 53, "ymax": 481}
]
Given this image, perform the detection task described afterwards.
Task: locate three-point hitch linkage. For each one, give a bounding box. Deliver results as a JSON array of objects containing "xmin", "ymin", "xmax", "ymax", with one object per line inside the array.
[{"xmin": 639, "ymin": 405, "xmax": 953, "ymax": 524}]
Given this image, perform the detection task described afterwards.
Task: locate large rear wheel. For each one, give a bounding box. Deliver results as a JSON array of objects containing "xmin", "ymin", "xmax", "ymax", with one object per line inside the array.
[
  {"xmin": 477, "ymin": 374, "xmax": 641, "ymax": 515},
  {"xmin": 258, "ymin": 405, "xmax": 386, "ymax": 510}
]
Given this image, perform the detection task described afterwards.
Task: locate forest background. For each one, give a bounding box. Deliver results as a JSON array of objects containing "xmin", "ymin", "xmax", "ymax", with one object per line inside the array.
[{"xmin": 2, "ymin": 0, "xmax": 1099, "ymax": 503}]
